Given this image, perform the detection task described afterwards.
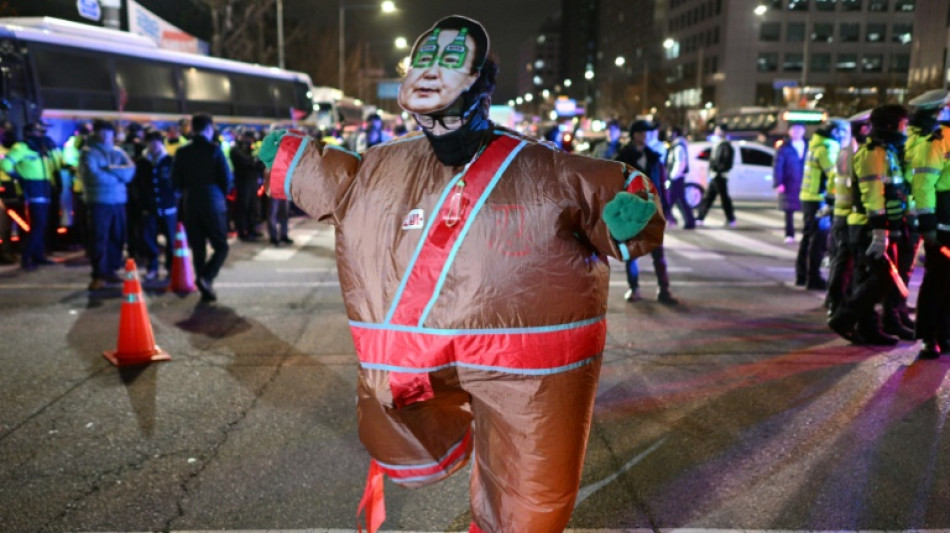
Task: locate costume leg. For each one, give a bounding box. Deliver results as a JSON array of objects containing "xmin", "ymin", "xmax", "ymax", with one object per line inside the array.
[
  {"xmin": 462, "ymin": 356, "xmax": 602, "ymax": 533},
  {"xmin": 356, "ymin": 367, "xmax": 474, "ymax": 488}
]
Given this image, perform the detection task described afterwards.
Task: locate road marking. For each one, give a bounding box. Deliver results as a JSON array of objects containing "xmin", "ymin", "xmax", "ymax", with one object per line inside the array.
[
  {"xmin": 699, "ymin": 228, "xmax": 798, "ymax": 260},
  {"xmin": 731, "ymin": 209, "xmax": 785, "ymax": 229},
  {"xmin": 252, "ymin": 247, "xmax": 297, "ymax": 261},
  {"xmin": 575, "ymin": 436, "xmax": 667, "ymax": 505},
  {"xmin": 663, "ymin": 233, "xmax": 725, "ymax": 260}
]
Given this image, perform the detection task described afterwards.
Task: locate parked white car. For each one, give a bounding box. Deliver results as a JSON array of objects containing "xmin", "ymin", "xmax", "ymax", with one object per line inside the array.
[{"xmin": 684, "ymin": 140, "xmax": 777, "ymax": 207}]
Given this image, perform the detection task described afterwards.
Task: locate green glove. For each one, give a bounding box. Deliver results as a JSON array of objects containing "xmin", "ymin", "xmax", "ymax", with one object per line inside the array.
[
  {"xmin": 258, "ymin": 130, "xmax": 288, "ymax": 170},
  {"xmin": 603, "ymin": 191, "xmax": 657, "ymax": 241}
]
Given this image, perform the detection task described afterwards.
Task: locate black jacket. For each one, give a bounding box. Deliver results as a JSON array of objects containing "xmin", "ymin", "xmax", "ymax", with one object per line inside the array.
[
  {"xmin": 172, "ymin": 136, "xmax": 233, "ymax": 212},
  {"xmin": 135, "ymin": 153, "xmax": 179, "ymax": 215},
  {"xmin": 616, "ymin": 142, "xmax": 671, "ymax": 215}
]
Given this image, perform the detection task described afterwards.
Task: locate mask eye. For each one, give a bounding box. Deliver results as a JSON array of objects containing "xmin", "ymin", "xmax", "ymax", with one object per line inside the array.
[
  {"xmin": 438, "ymin": 44, "xmax": 467, "ymax": 69},
  {"xmin": 412, "ymin": 45, "xmax": 439, "ymax": 68}
]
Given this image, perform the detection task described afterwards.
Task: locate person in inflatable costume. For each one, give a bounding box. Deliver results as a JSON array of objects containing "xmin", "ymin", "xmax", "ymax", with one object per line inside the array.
[{"xmin": 259, "ymin": 15, "xmax": 665, "ymax": 533}]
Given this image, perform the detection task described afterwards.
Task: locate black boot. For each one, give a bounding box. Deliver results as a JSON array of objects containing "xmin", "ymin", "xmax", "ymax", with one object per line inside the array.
[
  {"xmin": 854, "ymin": 313, "xmax": 899, "ymax": 346},
  {"xmin": 827, "ymin": 307, "xmax": 858, "ymax": 341},
  {"xmin": 918, "ymin": 342, "xmax": 941, "ymax": 360},
  {"xmin": 882, "ymin": 311, "xmax": 915, "ymax": 341}
]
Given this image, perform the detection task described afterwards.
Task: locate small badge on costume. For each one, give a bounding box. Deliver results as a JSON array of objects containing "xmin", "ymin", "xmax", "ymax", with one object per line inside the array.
[{"xmin": 402, "ymin": 209, "xmax": 425, "ymax": 230}]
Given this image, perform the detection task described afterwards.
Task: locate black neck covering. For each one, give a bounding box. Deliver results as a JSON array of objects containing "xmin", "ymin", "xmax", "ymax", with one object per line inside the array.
[
  {"xmin": 868, "ymin": 129, "xmax": 907, "ymax": 163},
  {"xmin": 423, "ymin": 103, "xmax": 492, "ymax": 167}
]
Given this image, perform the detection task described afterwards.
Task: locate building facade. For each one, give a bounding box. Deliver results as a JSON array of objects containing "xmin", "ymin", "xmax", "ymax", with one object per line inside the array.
[
  {"xmin": 663, "ymin": 0, "xmax": 916, "ymax": 117},
  {"xmin": 908, "ymin": 1, "xmax": 950, "ymax": 91}
]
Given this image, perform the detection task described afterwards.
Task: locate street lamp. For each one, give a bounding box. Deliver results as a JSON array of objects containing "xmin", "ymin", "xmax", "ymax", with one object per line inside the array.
[
  {"xmin": 614, "ymin": 56, "xmax": 625, "ymax": 68},
  {"xmin": 339, "ymin": 1, "xmax": 398, "ymax": 94},
  {"xmin": 754, "ymin": 4, "xmax": 767, "ymax": 16},
  {"xmin": 394, "ymin": 36, "xmax": 408, "ymax": 49}
]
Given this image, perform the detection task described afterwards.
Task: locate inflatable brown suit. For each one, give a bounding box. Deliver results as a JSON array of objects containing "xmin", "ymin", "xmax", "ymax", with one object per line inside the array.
[{"xmin": 259, "ymin": 15, "xmax": 664, "ymax": 533}]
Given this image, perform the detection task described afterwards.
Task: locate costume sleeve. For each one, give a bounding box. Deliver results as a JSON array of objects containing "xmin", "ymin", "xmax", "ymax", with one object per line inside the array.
[
  {"xmin": 267, "ymin": 132, "xmax": 361, "ymax": 224},
  {"xmin": 910, "ymin": 134, "xmax": 946, "ymax": 233},
  {"xmin": 556, "ymin": 151, "xmax": 665, "ymax": 261}
]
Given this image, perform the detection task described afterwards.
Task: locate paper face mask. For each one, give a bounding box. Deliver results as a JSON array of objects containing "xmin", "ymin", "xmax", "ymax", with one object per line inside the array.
[{"xmin": 398, "ymin": 26, "xmax": 481, "ymax": 115}]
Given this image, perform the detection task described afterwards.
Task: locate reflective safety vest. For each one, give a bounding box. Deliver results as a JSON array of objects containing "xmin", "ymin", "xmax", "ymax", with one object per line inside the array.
[
  {"xmin": 801, "ymin": 134, "xmax": 839, "ymax": 202},
  {"xmin": 62, "ymin": 134, "xmax": 85, "ymax": 193},
  {"xmin": 907, "ymin": 124, "xmax": 950, "ymax": 234},
  {"xmin": 0, "ymin": 141, "xmax": 62, "ymax": 202},
  {"xmin": 849, "ymin": 138, "xmax": 907, "ymax": 229},
  {"xmin": 833, "ymin": 139, "xmax": 857, "ymax": 219}
]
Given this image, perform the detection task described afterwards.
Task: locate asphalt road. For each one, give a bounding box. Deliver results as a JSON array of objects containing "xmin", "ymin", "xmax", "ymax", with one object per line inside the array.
[{"xmin": 1, "ymin": 202, "xmax": 945, "ymax": 533}]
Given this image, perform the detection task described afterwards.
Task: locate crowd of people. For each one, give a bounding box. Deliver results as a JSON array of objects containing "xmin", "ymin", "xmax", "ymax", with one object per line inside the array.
[
  {"xmin": 590, "ymin": 91, "xmax": 949, "ymax": 361},
  {"xmin": 0, "ymin": 114, "xmax": 290, "ymax": 301}
]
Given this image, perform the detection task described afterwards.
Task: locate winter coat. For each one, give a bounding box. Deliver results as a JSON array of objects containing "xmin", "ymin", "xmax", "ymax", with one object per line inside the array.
[
  {"xmin": 80, "ymin": 142, "xmax": 135, "ymax": 205},
  {"xmin": 773, "ymin": 139, "xmax": 807, "ymax": 211}
]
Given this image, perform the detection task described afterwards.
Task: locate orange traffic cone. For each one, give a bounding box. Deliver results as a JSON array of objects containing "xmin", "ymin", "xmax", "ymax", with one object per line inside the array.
[
  {"xmin": 103, "ymin": 259, "xmax": 172, "ymax": 366},
  {"xmin": 170, "ymin": 222, "xmax": 196, "ymax": 293}
]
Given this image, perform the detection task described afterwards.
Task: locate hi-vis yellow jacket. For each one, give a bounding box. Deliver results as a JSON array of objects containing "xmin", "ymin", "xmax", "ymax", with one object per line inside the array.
[
  {"xmin": 849, "ymin": 138, "xmax": 907, "ymax": 229},
  {"xmin": 832, "ymin": 138, "xmax": 857, "ymax": 219},
  {"xmin": 801, "ymin": 133, "xmax": 839, "ymax": 202},
  {"xmin": 906, "ymin": 124, "xmax": 950, "ymax": 234}
]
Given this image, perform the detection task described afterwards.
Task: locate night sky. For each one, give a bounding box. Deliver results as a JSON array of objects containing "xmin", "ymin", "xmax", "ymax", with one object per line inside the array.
[{"xmin": 6, "ymin": 0, "xmax": 560, "ymax": 102}]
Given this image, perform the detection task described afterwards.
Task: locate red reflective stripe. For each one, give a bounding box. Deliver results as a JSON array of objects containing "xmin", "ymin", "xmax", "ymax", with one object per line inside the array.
[
  {"xmin": 388, "ymin": 135, "xmax": 521, "ymax": 326},
  {"xmin": 269, "ymin": 134, "xmax": 305, "ymax": 200},
  {"xmin": 350, "ymin": 320, "xmax": 606, "ymax": 371},
  {"xmin": 377, "ymin": 429, "xmax": 472, "ymax": 481},
  {"xmin": 625, "ymin": 169, "xmax": 656, "ymax": 196}
]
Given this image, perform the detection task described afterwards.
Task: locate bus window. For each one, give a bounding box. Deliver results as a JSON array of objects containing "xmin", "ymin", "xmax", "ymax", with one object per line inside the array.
[
  {"xmin": 183, "ymin": 67, "xmax": 232, "ymax": 115},
  {"xmin": 233, "ymin": 75, "xmax": 273, "ymax": 117},
  {"xmin": 272, "ymin": 80, "xmax": 297, "ymax": 114},
  {"xmin": 31, "ymin": 45, "xmax": 114, "ymax": 111},
  {"xmin": 114, "ymin": 59, "xmax": 180, "ymax": 113}
]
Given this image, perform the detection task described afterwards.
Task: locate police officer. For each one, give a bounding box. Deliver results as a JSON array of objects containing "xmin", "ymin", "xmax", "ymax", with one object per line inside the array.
[
  {"xmin": 828, "ymin": 104, "xmax": 909, "ymax": 345},
  {"xmin": 0, "ymin": 122, "xmax": 63, "ymax": 270},
  {"xmin": 799, "ymin": 118, "xmax": 848, "ymax": 290},
  {"xmin": 63, "ymin": 123, "xmax": 92, "ymax": 252},
  {"xmin": 825, "ymin": 111, "xmax": 868, "ymax": 315},
  {"xmin": 906, "ymin": 90, "xmax": 950, "ymax": 359}
]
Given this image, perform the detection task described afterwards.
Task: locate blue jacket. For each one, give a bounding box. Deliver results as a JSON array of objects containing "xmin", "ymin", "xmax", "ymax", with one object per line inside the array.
[
  {"xmin": 80, "ymin": 142, "xmax": 135, "ymax": 205},
  {"xmin": 773, "ymin": 138, "xmax": 807, "ymax": 211}
]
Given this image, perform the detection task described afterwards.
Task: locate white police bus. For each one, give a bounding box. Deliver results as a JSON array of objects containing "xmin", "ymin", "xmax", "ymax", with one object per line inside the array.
[{"xmin": 0, "ymin": 17, "xmax": 315, "ymax": 144}]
